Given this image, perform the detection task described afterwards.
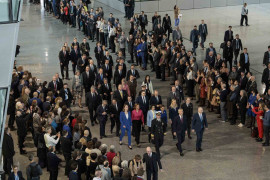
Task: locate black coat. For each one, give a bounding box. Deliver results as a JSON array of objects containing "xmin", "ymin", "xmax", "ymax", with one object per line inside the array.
[
  {"xmin": 2, "ymin": 133, "xmax": 15, "ymax": 158},
  {"xmin": 263, "ymin": 51, "xmax": 270, "ymax": 66},
  {"xmin": 262, "ymin": 68, "xmax": 270, "ymax": 84},
  {"xmin": 60, "ymin": 136, "xmax": 73, "ymax": 155},
  {"xmin": 70, "ymin": 49, "xmax": 81, "ymax": 64},
  {"xmin": 126, "ymin": 69, "xmax": 140, "ymax": 80},
  {"xmin": 172, "ymin": 115, "xmax": 187, "ymax": 134},
  {"xmin": 181, "ymin": 103, "xmax": 193, "ymax": 118},
  {"xmin": 16, "ymin": 113, "xmax": 31, "ymax": 136},
  {"xmin": 8, "ymin": 171, "xmax": 25, "ymax": 180},
  {"xmin": 113, "ymin": 90, "xmax": 128, "ymax": 109},
  {"xmin": 102, "ymin": 64, "xmax": 113, "ymax": 81},
  {"xmin": 82, "ymin": 71, "xmax": 95, "ymax": 89},
  {"xmin": 59, "ymin": 88, "xmax": 73, "ymax": 103},
  {"xmin": 86, "ymin": 92, "xmax": 102, "ymax": 109},
  {"xmin": 149, "ymin": 95, "xmax": 162, "ymax": 108},
  {"xmin": 162, "ymin": 16, "xmax": 171, "ymax": 29},
  {"xmin": 100, "ymin": 83, "xmax": 112, "ymax": 101},
  {"xmin": 96, "ymin": 105, "xmax": 109, "ymax": 122},
  {"xmin": 237, "ymin": 96, "xmax": 248, "ymax": 110},
  {"xmin": 47, "ymin": 152, "xmax": 61, "ymax": 171},
  {"xmin": 109, "ymin": 103, "xmax": 121, "ymax": 118},
  {"xmin": 232, "ymin": 39, "xmax": 243, "ymax": 51},
  {"xmin": 114, "ymin": 70, "xmax": 126, "ymax": 86},
  {"xmin": 136, "ymin": 96, "xmax": 149, "ymax": 114},
  {"xmin": 59, "ymin": 50, "xmax": 70, "ymax": 66},
  {"xmin": 223, "ymin": 45, "xmax": 233, "ymax": 61},
  {"xmin": 224, "ymin": 30, "xmax": 233, "ymax": 42},
  {"xmin": 240, "ymin": 53, "xmax": 250, "ymax": 68},
  {"xmin": 143, "ymin": 152, "xmax": 162, "ymax": 173},
  {"xmin": 77, "ymin": 58, "xmax": 88, "ymax": 73}
]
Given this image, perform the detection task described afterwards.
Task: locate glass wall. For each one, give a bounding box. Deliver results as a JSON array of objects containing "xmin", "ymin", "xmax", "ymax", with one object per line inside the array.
[
  {"xmin": 0, "ymin": 0, "xmax": 9, "ymax": 22},
  {"xmin": 0, "ymin": 88, "xmax": 8, "ymax": 140},
  {"xmin": 0, "ymin": 0, "xmax": 21, "ymax": 23}
]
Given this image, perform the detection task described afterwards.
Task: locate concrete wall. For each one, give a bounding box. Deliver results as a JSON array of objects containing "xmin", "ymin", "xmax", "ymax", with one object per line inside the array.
[{"xmin": 97, "ymin": 0, "xmax": 270, "ymax": 13}]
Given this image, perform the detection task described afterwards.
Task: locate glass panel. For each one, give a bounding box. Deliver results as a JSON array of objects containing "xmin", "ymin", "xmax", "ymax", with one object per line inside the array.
[
  {"xmin": 0, "ymin": 0, "xmax": 10, "ymax": 22},
  {"xmin": 0, "ymin": 88, "xmax": 8, "ymax": 139},
  {"xmin": 12, "ymin": 0, "xmax": 20, "ymax": 21}
]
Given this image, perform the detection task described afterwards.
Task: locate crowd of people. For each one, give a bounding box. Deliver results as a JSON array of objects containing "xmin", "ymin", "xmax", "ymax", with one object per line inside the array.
[{"xmin": 2, "ymin": 1, "xmax": 270, "ymax": 180}]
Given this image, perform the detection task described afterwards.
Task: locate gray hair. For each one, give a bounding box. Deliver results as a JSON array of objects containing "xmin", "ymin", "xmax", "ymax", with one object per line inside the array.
[
  {"xmin": 109, "ymin": 145, "xmax": 115, "ymax": 153},
  {"xmin": 121, "ymin": 160, "xmax": 128, "ymax": 168},
  {"xmin": 100, "ymin": 144, "xmax": 108, "ymax": 151}
]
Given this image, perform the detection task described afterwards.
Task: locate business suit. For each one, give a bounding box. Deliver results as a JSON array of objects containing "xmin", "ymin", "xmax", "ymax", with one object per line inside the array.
[
  {"xmin": 48, "ymin": 81, "xmax": 60, "ymax": 94},
  {"xmin": 80, "ymin": 42, "xmax": 90, "ymax": 56},
  {"xmin": 140, "ymin": 42, "xmax": 148, "ymax": 69},
  {"xmin": 59, "ymin": 88, "xmax": 73, "ymax": 108},
  {"xmin": 115, "ymin": 63, "xmax": 127, "ymax": 76},
  {"xmin": 43, "ymin": 101, "xmax": 51, "ymax": 112},
  {"xmin": 126, "ymin": 69, "xmax": 140, "ymax": 80},
  {"xmin": 198, "ymin": 23, "xmax": 208, "ymax": 48},
  {"xmin": 120, "ymin": 111, "xmax": 132, "ymax": 146},
  {"xmin": 16, "ymin": 113, "xmax": 31, "ymax": 153},
  {"xmin": 206, "ymin": 55, "xmax": 215, "ymax": 68},
  {"xmin": 224, "ymin": 30, "xmax": 233, "ymax": 43},
  {"xmin": 70, "ymin": 49, "xmax": 81, "ymax": 75},
  {"xmin": 8, "ymin": 171, "xmax": 24, "ymax": 180},
  {"xmin": 114, "ymin": 69, "xmax": 126, "ymax": 87},
  {"xmin": 232, "ymin": 38, "xmax": 243, "ymax": 63},
  {"xmin": 169, "ymin": 53, "xmax": 177, "ymax": 81},
  {"xmin": 95, "ymin": 73, "xmax": 106, "ymax": 86},
  {"xmin": 181, "ymin": 103, "xmax": 193, "ymax": 137},
  {"xmin": 263, "ymin": 51, "xmax": 270, "ymax": 66},
  {"xmin": 173, "ymin": 115, "xmax": 187, "ymax": 153},
  {"xmin": 239, "ymin": 75, "xmax": 248, "ymax": 90},
  {"xmin": 100, "ymin": 83, "xmax": 112, "ymax": 104},
  {"xmin": 192, "ymin": 112, "xmax": 208, "ymax": 150},
  {"xmin": 86, "ymin": 92, "xmax": 102, "ymax": 125},
  {"xmin": 59, "ymin": 50, "xmax": 69, "ymax": 79},
  {"xmin": 240, "ymin": 52, "xmax": 250, "ymax": 73},
  {"xmin": 262, "ymin": 67, "xmax": 270, "ymax": 94},
  {"xmin": 113, "ymin": 90, "xmax": 128, "ymax": 109},
  {"xmin": 162, "ymin": 16, "xmax": 172, "ymax": 39},
  {"xmin": 94, "ymin": 46, "xmax": 102, "ymax": 68},
  {"xmin": 97, "ymin": 104, "xmax": 109, "ymax": 137},
  {"xmin": 102, "ymin": 64, "xmax": 113, "ymax": 82},
  {"xmin": 127, "ymin": 79, "xmax": 137, "ymax": 100},
  {"xmin": 223, "ymin": 44, "xmax": 233, "ymax": 70},
  {"xmin": 3, "ymin": 133, "xmax": 15, "ymax": 175},
  {"xmin": 82, "ymin": 70, "xmax": 95, "ymax": 94},
  {"xmin": 143, "ymin": 152, "xmax": 162, "ymax": 180},
  {"xmin": 175, "ymin": 85, "xmax": 184, "ymax": 103},
  {"xmin": 150, "ymin": 95, "xmax": 162, "ymax": 110},
  {"xmin": 77, "ymin": 57, "xmax": 88, "ymax": 73},
  {"xmin": 190, "ymin": 29, "xmax": 199, "ymax": 55},
  {"xmin": 139, "ymin": 14, "xmax": 148, "ymax": 31},
  {"xmin": 109, "ymin": 103, "xmax": 121, "ymax": 136},
  {"xmin": 47, "ymin": 152, "xmax": 61, "ymax": 180},
  {"xmin": 60, "ymin": 136, "xmax": 72, "ymax": 175},
  {"xmin": 238, "ymin": 96, "xmax": 248, "ymax": 125}
]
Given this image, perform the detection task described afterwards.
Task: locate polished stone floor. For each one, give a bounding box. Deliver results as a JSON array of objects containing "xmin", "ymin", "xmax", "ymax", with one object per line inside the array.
[{"xmin": 9, "ymin": 1, "xmax": 270, "ymax": 180}]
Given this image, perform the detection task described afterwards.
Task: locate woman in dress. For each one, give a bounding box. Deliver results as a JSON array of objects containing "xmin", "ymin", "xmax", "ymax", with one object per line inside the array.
[
  {"xmin": 252, "ymin": 102, "xmax": 265, "ymax": 142},
  {"xmin": 72, "ymin": 71, "xmax": 83, "ymax": 108},
  {"xmin": 142, "ymin": 75, "xmax": 154, "ymax": 95},
  {"xmin": 131, "ymin": 104, "xmax": 144, "ymax": 147},
  {"xmin": 169, "ymin": 99, "xmax": 179, "ymax": 140},
  {"xmin": 119, "ymin": 104, "xmax": 132, "ymax": 149}
]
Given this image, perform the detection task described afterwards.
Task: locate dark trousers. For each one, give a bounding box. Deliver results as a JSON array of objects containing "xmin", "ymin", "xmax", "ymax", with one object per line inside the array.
[
  {"xmin": 60, "ymin": 65, "xmax": 69, "ymax": 78},
  {"xmin": 146, "ymin": 170, "xmax": 158, "ymax": 180},
  {"xmin": 100, "ymin": 32, "xmax": 105, "ymax": 46},
  {"xmin": 200, "ymin": 34, "xmax": 206, "ymax": 48},
  {"xmin": 196, "ymin": 129, "xmax": 204, "ymax": 149},
  {"xmin": 72, "ymin": 63, "xmax": 77, "ymax": 75},
  {"xmin": 8, "ymin": 113, "xmax": 15, "ymax": 128},
  {"xmin": 88, "ymin": 107, "xmax": 97, "ymax": 123},
  {"xmin": 160, "ymin": 64, "xmax": 165, "ymax": 81},
  {"xmin": 49, "ymin": 169, "xmax": 58, "ymax": 180},
  {"xmin": 240, "ymin": 15, "xmax": 248, "ymax": 26},
  {"xmin": 71, "ymin": 15, "xmax": 76, "ymax": 27},
  {"xmin": 176, "ymin": 132, "xmax": 185, "ymax": 153},
  {"xmin": 88, "ymin": 28, "xmax": 95, "ymax": 40},
  {"xmin": 18, "ymin": 134, "xmax": 25, "ymax": 151},
  {"xmin": 164, "ymin": 27, "xmax": 171, "ymax": 40},
  {"xmin": 244, "ymin": 64, "xmax": 250, "ymax": 73},
  {"xmin": 100, "ymin": 119, "xmax": 106, "ymax": 137},
  {"xmin": 130, "ymin": 52, "xmax": 134, "ymax": 63},
  {"xmin": 155, "ymin": 64, "xmax": 161, "ymax": 79},
  {"xmin": 154, "ymin": 135, "xmax": 164, "ymax": 159},
  {"xmin": 240, "ymin": 109, "xmax": 246, "ymax": 125},
  {"xmin": 63, "ymin": 153, "xmax": 71, "ymax": 176},
  {"xmin": 192, "ymin": 42, "xmax": 198, "ymax": 55},
  {"xmin": 226, "ymin": 59, "xmax": 233, "ymax": 71},
  {"xmin": 111, "ymin": 117, "xmax": 120, "ymax": 136},
  {"xmin": 187, "ymin": 117, "xmax": 191, "ymax": 137},
  {"xmin": 96, "ymin": 28, "xmax": 100, "ymax": 42},
  {"xmin": 187, "ymin": 80, "xmax": 194, "ymax": 97},
  {"xmin": 133, "ymin": 120, "xmax": 142, "ymax": 144},
  {"xmin": 3, "ymin": 156, "xmax": 13, "ymax": 175},
  {"xmin": 234, "ymin": 49, "xmax": 240, "ymax": 63},
  {"xmin": 263, "ymin": 125, "xmax": 269, "ymax": 145},
  {"xmin": 264, "ymin": 82, "xmax": 270, "ymax": 95},
  {"xmin": 120, "ymin": 48, "xmax": 126, "ymax": 57},
  {"xmin": 109, "ymin": 36, "xmax": 115, "ymax": 52}
]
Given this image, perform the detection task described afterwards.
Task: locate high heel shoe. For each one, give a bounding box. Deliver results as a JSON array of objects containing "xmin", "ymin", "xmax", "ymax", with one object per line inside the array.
[
  {"xmin": 119, "ymin": 141, "xmax": 122, "ymax": 145},
  {"xmin": 128, "ymin": 146, "xmax": 132, "ymax": 150}
]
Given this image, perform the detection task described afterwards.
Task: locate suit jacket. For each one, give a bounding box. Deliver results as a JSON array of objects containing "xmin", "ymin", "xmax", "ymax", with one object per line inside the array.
[
  {"xmin": 127, "ymin": 80, "xmax": 137, "ymax": 98},
  {"xmin": 96, "ymin": 105, "xmax": 109, "ymax": 121},
  {"xmin": 239, "ymin": 75, "xmax": 248, "ymax": 90},
  {"xmin": 82, "ymin": 71, "xmax": 95, "ymax": 89},
  {"xmin": 125, "ymin": 101, "xmax": 135, "ymax": 112},
  {"xmin": 59, "ymin": 88, "xmax": 73, "ymax": 102},
  {"xmin": 139, "ymin": 14, "xmax": 148, "ymax": 26},
  {"xmin": 59, "ymin": 50, "xmax": 69, "ymax": 66},
  {"xmin": 263, "ymin": 51, "xmax": 270, "ymax": 66},
  {"xmin": 206, "ymin": 55, "xmax": 216, "ymax": 67},
  {"xmin": 43, "ymin": 101, "xmax": 51, "ymax": 112},
  {"xmin": 8, "ymin": 171, "xmax": 24, "ymax": 180},
  {"xmin": 126, "ymin": 69, "xmax": 140, "ymax": 80},
  {"xmin": 240, "ymin": 53, "xmax": 250, "ymax": 68},
  {"xmin": 150, "ymin": 95, "xmax": 162, "ymax": 108},
  {"xmin": 94, "ymin": 46, "xmax": 102, "ymax": 62},
  {"xmin": 96, "ymin": 73, "xmax": 106, "ymax": 85},
  {"xmin": 190, "ymin": 29, "xmax": 199, "ymax": 43},
  {"xmin": 262, "ymin": 68, "xmax": 270, "ymax": 84},
  {"xmin": 109, "ymin": 103, "xmax": 121, "ymax": 118},
  {"xmin": 167, "ymin": 91, "xmax": 180, "ymax": 109},
  {"xmin": 143, "ymin": 152, "xmax": 162, "ymax": 173},
  {"xmin": 205, "ymin": 47, "xmax": 217, "ymax": 59},
  {"xmin": 47, "ymin": 152, "xmax": 61, "ymax": 171},
  {"xmin": 232, "ymin": 39, "xmax": 243, "ymax": 51},
  {"xmin": 60, "ymin": 136, "xmax": 73, "ymax": 154},
  {"xmin": 237, "ymin": 96, "xmax": 248, "ymax": 110},
  {"xmin": 70, "ymin": 49, "xmax": 81, "ymax": 64},
  {"xmin": 113, "ymin": 90, "xmax": 128, "ymax": 109},
  {"xmin": 136, "ymin": 96, "xmax": 149, "ymax": 113},
  {"xmin": 48, "ymin": 81, "xmax": 60, "ymax": 93},
  {"xmin": 114, "ymin": 70, "xmax": 126, "ymax": 86},
  {"xmin": 86, "ymin": 92, "xmax": 102, "ymax": 109},
  {"xmin": 175, "ymin": 86, "xmax": 184, "ymax": 102},
  {"xmin": 120, "ymin": 111, "xmax": 132, "ymax": 128},
  {"xmin": 102, "ymin": 55, "xmax": 114, "ymax": 67},
  {"xmin": 198, "ymin": 24, "xmax": 208, "ymax": 36},
  {"xmin": 162, "ymin": 16, "xmax": 171, "ymax": 29},
  {"xmin": 224, "ymin": 30, "xmax": 233, "ymax": 42},
  {"xmin": 223, "ymin": 45, "xmax": 233, "ymax": 61},
  {"xmin": 181, "ymin": 103, "xmax": 193, "ymax": 118},
  {"xmin": 172, "ymin": 115, "xmax": 187, "ymax": 134},
  {"xmin": 77, "ymin": 58, "xmax": 88, "ymax": 73},
  {"xmin": 102, "ymin": 64, "xmax": 113, "ymax": 81},
  {"xmin": 115, "ymin": 63, "xmax": 127, "ymax": 76},
  {"xmin": 16, "ymin": 113, "xmax": 31, "ymax": 136},
  {"xmin": 100, "ymin": 83, "xmax": 112, "ymax": 101},
  {"xmin": 80, "ymin": 42, "xmax": 90, "ymax": 55},
  {"xmin": 192, "ymin": 112, "xmax": 208, "ymax": 132},
  {"xmin": 2, "ymin": 133, "xmax": 15, "ymax": 158}
]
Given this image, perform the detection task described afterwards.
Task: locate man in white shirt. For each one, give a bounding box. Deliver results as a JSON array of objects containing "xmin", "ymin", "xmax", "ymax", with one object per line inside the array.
[{"xmin": 240, "ymin": 3, "xmax": 249, "ymax": 26}]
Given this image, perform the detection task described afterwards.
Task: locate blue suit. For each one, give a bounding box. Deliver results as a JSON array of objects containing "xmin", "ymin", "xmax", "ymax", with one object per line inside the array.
[
  {"xmin": 97, "ymin": 104, "xmax": 109, "ymax": 137},
  {"xmin": 192, "ymin": 112, "xmax": 208, "ymax": 149},
  {"xmin": 140, "ymin": 42, "xmax": 148, "ymax": 69},
  {"xmin": 120, "ymin": 111, "xmax": 132, "ymax": 146},
  {"xmin": 190, "ymin": 29, "xmax": 199, "ymax": 55}
]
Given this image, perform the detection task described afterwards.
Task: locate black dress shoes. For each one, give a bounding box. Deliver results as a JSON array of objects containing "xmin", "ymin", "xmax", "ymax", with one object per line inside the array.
[
  {"xmin": 262, "ymin": 143, "xmax": 269, "ymax": 146},
  {"xmin": 256, "ymin": 138, "xmax": 263, "ymax": 142},
  {"xmin": 188, "ymin": 136, "xmax": 192, "ymax": 139},
  {"xmin": 199, "ymin": 148, "xmax": 203, "ymax": 151},
  {"xmin": 196, "ymin": 148, "xmax": 200, "ymax": 152},
  {"xmin": 180, "ymin": 152, "xmax": 184, "ymax": 156},
  {"xmin": 103, "ymin": 135, "xmax": 107, "ymax": 138}
]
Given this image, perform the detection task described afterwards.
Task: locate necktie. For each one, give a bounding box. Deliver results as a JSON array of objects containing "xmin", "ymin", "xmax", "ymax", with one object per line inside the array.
[
  {"xmin": 100, "ymin": 74, "xmax": 103, "ymax": 80},
  {"xmin": 143, "ymin": 97, "xmax": 146, "ymax": 104},
  {"xmin": 236, "ymin": 40, "xmax": 239, "ymax": 49},
  {"xmin": 54, "ymin": 82, "xmax": 56, "ymax": 90},
  {"xmin": 200, "ymin": 114, "xmax": 202, "ymax": 121},
  {"xmin": 106, "ymin": 65, "xmax": 108, "ymax": 70},
  {"xmin": 120, "ymin": 91, "xmax": 123, "ymax": 98},
  {"xmin": 156, "ymin": 96, "xmax": 158, "ymax": 102},
  {"xmin": 106, "ymin": 84, "xmax": 109, "ymax": 89},
  {"xmin": 116, "ymin": 104, "xmax": 118, "ymax": 111},
  {"xmin": 180, "ymin": 116, "xmax": 183, "ymax": 123},
  {"xmin": 92, "ymin": 93, "xmax": 95, "ymax": 98},
  {"xmin": 120, "ymin": 70, "xmax": 122, "ymax": 76},
  {"xmin": 129, "ymin": 102, "xmax": 132, "ymax": 108},
  {"xmin": 132, "ymin": 70, "xmax": 134, "ymax": 75},
  {"xmin": 173, "ymin": 93, "xmax": 176, "ymax": 98},
  {"xmin": 65, "ymin": 89, "xmax": 68, "ymax": 100}
]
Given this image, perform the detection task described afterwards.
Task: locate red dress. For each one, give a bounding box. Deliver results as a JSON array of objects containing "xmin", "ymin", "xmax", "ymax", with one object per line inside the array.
[
  {"xmin": 200, "ymin": 77, "xmax": 206, "ymax": 99},
  {"xmin": 252, "ymin": 107, "xmax": 264, "ymax": 138}
]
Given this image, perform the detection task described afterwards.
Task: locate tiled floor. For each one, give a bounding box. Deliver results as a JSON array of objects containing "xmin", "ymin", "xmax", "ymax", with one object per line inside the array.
[{"xmin": 10, "ymin": 1, "xmax": 270, "ymax": 179}]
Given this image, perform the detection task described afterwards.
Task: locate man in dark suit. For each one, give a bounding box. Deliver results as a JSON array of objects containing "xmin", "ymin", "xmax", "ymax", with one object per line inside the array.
[
  {"xmin": 100, "ymin": 78, "xmax": 112, "ymax": 104},
  {"xmin": 139, "ymin": 11, "xmax": 148, "ymax": 31},
  {"xmin": 262, "ymin": 63, "xmax": 270, "ymax": 94},
  {"xmin": 239, "ymin": 71, "xmax": 248, "ymax": 90},
  {"xmin": 59, "ymin": 46, "xmax": 70, "ymax": 79},
  {"xmin": 263, "ymin": 46, "xmax": 270, "ymax": 66},
  {"xmin": 102, "ymin": 50, "xmax": 114, "ymax": 66},
  {"xmin": 60, "ymin": 130, "xmax": 73, "ymax": 175},
  {"xmin": 198, "ymin": 20, "xmax": 208, "ymax": 49},
  {"xmin": 97, "ymin": 100, "xmax": 109, "ymax": 139},
  {"xmin": 82, "ymin": 66, "xmax": 95, "ymax": 94},
  {"xmin": 115, "ymin": 58, "xmax": 127, "ymax": 76},
  {"xmin": 224, "ymin": 26, "xmax": 233, "ymax": 43},
  {"xmin": 173, "ymin": 109, "xmax": 187, "ymax": 156},
  {"xmin": 113, "ymin": 84, "xmax": 128, "ymax": 110},
  {"xmin": 80, "ymin": 38, "xmax": 90, "ymax": 56},
  {"xmin": 110, "ymin": 99, "xmax": 121, "ymax": 136},
  {"xmin": 126, "ymin": 64, "xmax": 140, "ymax": 80},
  {"xmin": 223, "ymin": 41, "xmax": 234, "ymax": 71},
  {"xmin": 55, "ymin": 73, "xmax": 64, "ymax": 90},
  {"xmin": 190, "ymin": 25, "xmax": 199, "ymax": 56},
  {"xmin": 167, "ymin": 86, "xmax": 180, "ymax": 109},
  {"xmin": 150, "ymin": 90, "xmax": 162, "ymax": 111},
  {"xmin": 232, "ymin": 34, "xmax": 243, "ymax": 65},
  {"xmin": 169, "ymin": 49, "xmax": 177, "ymax": 84},
  {"xmin": 181, "ymin": 97, "xmax": 193, "ymax": 139},
  {"xmin": 127, "ymin": 75, "xmax": 137, "ymax": 101},
  {"xmin": 43, "ymin": 96, "xmax": 52, "ymax": 112},
  {"xmin": 94, "ymin": 42, "xmax": 102, "ymax": 68},
  {"xmin": 47, "ymin": 146, "xmax": 61, "ymax": 180},
  {"xmin": 114, "ymin": 65, "xmax": 125, "ymax": 88},
  {"xmin": 136, "ymin": 91, "xmax": 149, "ymax": 121},
  {"xmin": 139, "ymin": 38, "xmax": 148, "ymax": 70},
  {"xmin": 77, "ymin": 54, "xmax": 88, "ymax": 74},
  {"xmin": 206, "ymin": 51, "xmax": 216, "ymax": 68},
  {"xmin": 102, "ymin": 59, "xmax": 113, "ymax": 83},
  {"xmin": 240, "ymin": 48, "xmax": 250, "ymax": 73},
  {"xmin": 16, "ymin": 110, "xmax": 31, "ymax": 154},
  {"xmin": 70, "ymin": 2, "xmax": 77, "ymax": 27},
  {"xmin": 205, "ymin": 42, "xmax": 217, "ymax": 59},
  {"xmin": 2, "ymin": 127, "xmax": 15, "ymax": 175},
  {"xmin": 48, "ymin": 76, "xmax": 61, "ymax": 94},
  {"xmin": 70, "ymin": 45, "xmax": 81, "ymax": 75},
  {"xmin": 95, "ymin": 68, "xmax": 106, "ymax": 86},
  {"xmin": 162, "ymin": 14, "xmax": 172, "ymax": 39},
  {"xmin": 86, "ymin": 86, "xmax": 102, "ymax": 126},
  {"xmin": 59, "ymin": 83, "xmax": 73, "ymax": 108},
  {"xmin": 192, "ymin": 107, "xmax": 208, "ymax": 152},
  {"xmin": 143, "ymin": 147, "xmax": 163, "ymax": 180},
  {"xmin": 125, "ymin": 96, "xmax": 134, "ymax": 111}
]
